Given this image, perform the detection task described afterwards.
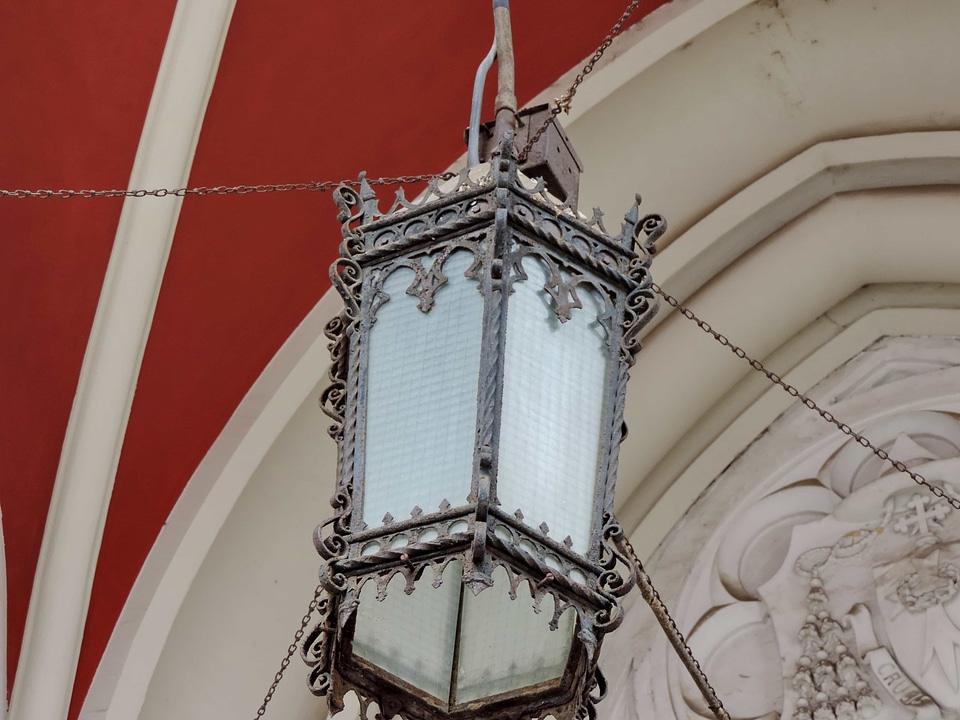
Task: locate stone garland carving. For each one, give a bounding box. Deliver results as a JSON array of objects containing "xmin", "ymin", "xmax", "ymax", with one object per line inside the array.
[
  {"xmin": 791, "ymin": 566, "xmax": 882, "ymax": 720},
  {"xmin": 779, "ymin": 480, "xmax": 960, "ymax": 720}
]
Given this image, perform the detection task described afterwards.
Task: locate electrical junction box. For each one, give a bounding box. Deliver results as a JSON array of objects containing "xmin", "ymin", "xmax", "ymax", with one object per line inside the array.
[{"xmin": 472, "ymin": 103, "xmax": 584, "ymax": 210}]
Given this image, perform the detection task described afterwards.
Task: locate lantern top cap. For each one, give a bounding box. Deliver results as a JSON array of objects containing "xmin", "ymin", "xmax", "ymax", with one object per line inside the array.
[{"xmin": 332, "ymin": 158, "xmax": 665, "ymax": 271}]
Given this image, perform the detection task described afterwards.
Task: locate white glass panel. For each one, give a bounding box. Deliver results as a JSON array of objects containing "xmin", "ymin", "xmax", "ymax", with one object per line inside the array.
[
  {"xmin": 497, "ymin": 256, "xmax": 610, "ymax": 553},
  {"xmin": 454, "ymin": 566, "xmax": 575, "ymax": 704},
  {"xmin": 352, "ymin": 563, "xmax": 462, "ymax": 702},
  {"xmin": 363, "ymin": 250, "xmax": 483, "ymax": 526}
]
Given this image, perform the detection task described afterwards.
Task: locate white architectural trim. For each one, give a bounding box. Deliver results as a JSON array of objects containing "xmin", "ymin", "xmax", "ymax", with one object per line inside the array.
[
  {"xmin": 9, "ymin": 3, "xmax": 236, "ymax": 720},
  {"xmin": 648, "ymin": 131, "xmax": 960, "ymax": 335},
  {"xmin": 604, "ymin": 131, "xmax": 960, "ymax": 533},
  {"xmin": 617, "ymin": 186, "xmax": 960, "ymax": 536},
  {"xmin": 628, "ymin": 305, "xmax": 960, "ymax": 557},
  {"xmin": 79, "ymin": 292, "xmax": 340, "ymax": 720},
  {"xmin": 529, "ymin": 0, "xmax": 752, "ymax": 126}
]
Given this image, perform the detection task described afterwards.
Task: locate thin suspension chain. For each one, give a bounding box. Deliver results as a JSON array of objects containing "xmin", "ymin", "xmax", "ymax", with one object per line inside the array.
[
  {"xmin": 650, "ymin": 282, "xmax": 960, "ymax": 511},
  {"xmin": 517, "ymin": 0, "xmax": 641, "ymax": 163},
  {"xmin": 3, "ymin": 0, "xmax": 647, "ymax": 195},
  {"xmin": 615, "ymin": 532, "xmax": 731, "ymax": 720},
  {"xmin": 254, "ymin": 583, "xmax": 325, "ymax": 720},
  {"xmin": 0, "ymin": 172, "xmax": 456, "ymax": 200}
]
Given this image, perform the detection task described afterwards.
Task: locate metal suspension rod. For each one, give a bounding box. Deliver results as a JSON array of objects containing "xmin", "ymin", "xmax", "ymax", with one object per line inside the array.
[
  {"xmin": 468, "ymin": 38, "xmax": 497, "ymax": 167},
  {"xmin": 492, "ymin": 0, "xmax": 517, "ymax": 147}
]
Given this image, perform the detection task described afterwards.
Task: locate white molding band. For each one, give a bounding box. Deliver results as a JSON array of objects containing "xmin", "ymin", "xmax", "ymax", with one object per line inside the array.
[
  {"xmin": 9, "ymin": 3, "xmax": 236, "ymax": 720},
  {"xmin": 626, "ymin": 304, "xmax": 960, "ymax": 557},
  {"xmin": 608, "ymin": 131, "xmax": 960, "ymax": 536},
  {"xmin": 617, "ymin": 186, "xmax": 960, "ymax": 538},
  {"xmin": 647, "ymin": 131, "xmax": 960, "ymax": 336},
  {"xmin": 528, "ymin": 0, "xmax": 753, "ymax": 126},
  {"xmin": 79, "ymin": 292, "xmax": 339, "ymax": 720}
]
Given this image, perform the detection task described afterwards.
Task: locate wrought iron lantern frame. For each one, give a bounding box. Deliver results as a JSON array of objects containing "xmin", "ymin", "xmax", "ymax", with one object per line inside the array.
[
  {"xmin": 300, "ymin": 3, "xmax": 676, "ymax": 719},
  {"xmin": 301, "ymin": 131, "xmax": 666, "ymax": 720}
]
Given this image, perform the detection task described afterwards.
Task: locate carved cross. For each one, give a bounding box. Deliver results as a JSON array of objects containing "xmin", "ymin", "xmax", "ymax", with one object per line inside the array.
[{"xmin": 894, "ymin": 494, "xmax": 950, "ymax": 536}]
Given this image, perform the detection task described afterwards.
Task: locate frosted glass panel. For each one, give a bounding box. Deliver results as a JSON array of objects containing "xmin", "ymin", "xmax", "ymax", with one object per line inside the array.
[
  {"xmin": 352, "ymin": 564, "xmax": 462, "ymax": 702},
  {"xmin": 363, "ymin": 250, "xmax": 483, "ymax": 526},
  {"xmin": 454, "ymin": 567, "xmax": 575, "ymax": 704},
  {"xmin": 498, "ymin": 256, "xmax": 610, "ymax": 553}
]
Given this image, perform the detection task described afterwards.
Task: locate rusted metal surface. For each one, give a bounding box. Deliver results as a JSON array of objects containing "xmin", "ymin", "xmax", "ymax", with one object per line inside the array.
[
  {"xmin": 613, "ymin": 530, "xmax": 731, "ymax": 720},
  {"xmin": 477, "ymin": 105, "xmax": 584, "ymax": 208},
  {"xmin": 301, "ymin": 2, "xmax": 672, "ymax": 717},
  {"xmin": 492, "ymin": 0, "xmax": 517, "ymax": 147},
  {"xmin": 0, "ymin": 173, "xmax": 456, "ymax": 200},
  {"xmin": 305, "ymin": 132, "xmax": 664, "ymax": 719}
]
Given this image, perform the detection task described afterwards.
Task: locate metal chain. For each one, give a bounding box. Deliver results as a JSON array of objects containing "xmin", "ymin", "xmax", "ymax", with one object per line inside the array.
[
  {"xmin": 517, "ymin": 0, "xmax": 641, "ymax": 163},
  {"xmin": 650, "ymin": 282, "xmax": 960, "ymax": 512},
  {"xmin": 616, "ymin": 531, "xmax": 731, "ymax": 720},
  {"xmin": 253, "ymin": 583, "xmax": 325, "ymax": 720},
  {"xmin": 6, "ymin": 4, "xmax": 648, "ymax": 192},
  {"xmin": 5, "ymin": 4, "xmax": 645, "ymax": 197},
  {"xmin": 0, "ymin": 172, "xmax": 456, "ymax": 200}
]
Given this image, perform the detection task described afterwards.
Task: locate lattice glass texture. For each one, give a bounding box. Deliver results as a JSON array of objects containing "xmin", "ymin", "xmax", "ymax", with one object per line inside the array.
[
  {"xmin": 352, "ymin": 563, "xmax": 462, "ymax": 702},
  {"xmin": 351, "ymin": 564, "xmax": 575, "ymax": 708},
  {"xmin": 497, "ymin": 256, "xmax": 611, "ymax": 553},
  {"xmin": 363, "ymin": 250, "xmax": 483, "ymax": 527},
  {"xmin": 455, "ymin": 566, "xmax": 575, "ymax": 704}
]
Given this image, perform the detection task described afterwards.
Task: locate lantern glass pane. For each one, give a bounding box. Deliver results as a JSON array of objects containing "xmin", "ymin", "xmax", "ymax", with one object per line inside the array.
[
  {"xmin": 497, "ymin": 256, "xmax": 610, "ymax": 553},
  {"xmin": 454, "ymin": 566, "xmax": 575, "ymax": 704},
  {"xmin": 352, "ymin": 562, "xmax": 462, "ymax": 702},
  {"xmin": 363, "ymin": 250, "xmax": 483, "ymax": 527}
]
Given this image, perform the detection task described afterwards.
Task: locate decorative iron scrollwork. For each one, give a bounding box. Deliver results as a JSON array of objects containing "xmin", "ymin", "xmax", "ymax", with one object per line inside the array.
[
  {"xmin": 544, "ymin": 268, "xmax": 585, "ymax": 323},
  {"xmin": 301, "ymin": 592, "xmax": 335, "ymax": 697},
  {"xmin": 312, "ymin": 145, "xmax": 663, "ymax": 720}
]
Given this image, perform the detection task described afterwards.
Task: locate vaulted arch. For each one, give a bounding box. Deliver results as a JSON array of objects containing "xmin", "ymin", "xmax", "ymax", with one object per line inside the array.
[{"xmin": 16, "ymin": 0, "xmax": 959, "ymax": 718}]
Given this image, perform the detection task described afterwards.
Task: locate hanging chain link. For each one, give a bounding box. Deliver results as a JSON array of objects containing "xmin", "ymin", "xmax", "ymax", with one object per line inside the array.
[
  {"xmin": 616, "ymin": 532, "xmax": 731, "ymax": 720},
  {"xmin": 517, "ymin": 0, "xmax": 641, "ymax": 163},
  {"xmin": 3, "ymin": 3, "xmax": 646, "ymax": 195},
  {"xmin": 650, "ymin": 282, "xmax": 960, "ymax": 511},
  {"xmin": 253, "ymin": 583, "xmax": 325, "ymax": 720},
  {"xmin": 0, "ymin": 173, "xmax": 456, "ymax": 200}
]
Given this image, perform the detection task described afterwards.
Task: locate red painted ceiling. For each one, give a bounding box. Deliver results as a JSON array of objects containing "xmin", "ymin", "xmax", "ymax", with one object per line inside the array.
[
  {"xmin": 1, "ymin": 1, "xmax": 668, "ymax": 716},
  {"xmin": 0, "ymin": 0, "xmax": 179, "ymax": 703}
]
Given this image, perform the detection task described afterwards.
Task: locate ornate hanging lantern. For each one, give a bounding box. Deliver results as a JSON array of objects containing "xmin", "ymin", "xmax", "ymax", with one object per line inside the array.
[{"xmin": 301, "ymin": 4, "xmax": 668, "ymax": 720}]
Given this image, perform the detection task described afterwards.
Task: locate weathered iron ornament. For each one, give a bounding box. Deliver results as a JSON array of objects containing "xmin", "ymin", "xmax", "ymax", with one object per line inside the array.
[
  {"xmin": 300, "ymin": 3, "xmax": 672, "ymax": 719},
  {"xmin": 301, "ymin": 126, "xmax": 665, "ymax": 719}
]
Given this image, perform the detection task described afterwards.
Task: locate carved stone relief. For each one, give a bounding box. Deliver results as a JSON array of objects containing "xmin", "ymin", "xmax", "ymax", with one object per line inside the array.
[{"xmin": 603, "ymin": 337, "xmax": 960, "ymax": 720}]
